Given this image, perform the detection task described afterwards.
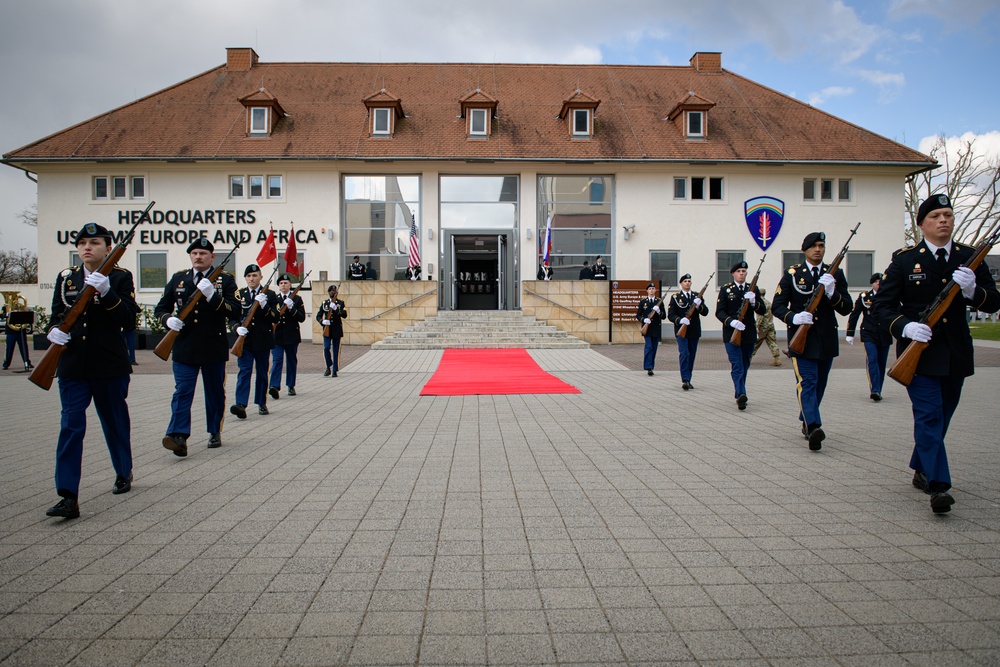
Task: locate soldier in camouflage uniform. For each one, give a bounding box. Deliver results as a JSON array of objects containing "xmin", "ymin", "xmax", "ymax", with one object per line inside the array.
[{"xmin": 752, "ymin": 288, "xmax": 782, "ymax": 366}]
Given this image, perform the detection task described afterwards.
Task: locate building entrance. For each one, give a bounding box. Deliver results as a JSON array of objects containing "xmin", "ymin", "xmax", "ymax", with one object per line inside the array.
[{"xmin": 445, "ymin": 232, "xmax": 512, "ymax": 310}]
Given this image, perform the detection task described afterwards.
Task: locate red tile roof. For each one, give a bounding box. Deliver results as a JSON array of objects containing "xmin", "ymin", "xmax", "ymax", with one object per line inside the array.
[{"xmin": 3, "ymin": 53, "xmax": 933, "ymax": 168}]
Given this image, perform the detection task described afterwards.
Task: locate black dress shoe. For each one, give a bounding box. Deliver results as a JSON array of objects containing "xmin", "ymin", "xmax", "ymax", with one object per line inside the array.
[
  {"xmin": 112, "ymin": 472, "xmax": 133, "ymax": 495},
  {"xmin": 808, "ymin": 426, "xmax": 825, "ymax": 451},
  {"xmin": 332, "ymin": 372, "xmax": 337, "ymax": 377},
  {"xmin": 323, "ymin": 367, "xmax": 332, "ymax": 377},
  {"xmin": 268, "ymin": 387, "xmax": 280, "ymax": 400},
  {"xmin": 1, "ymin": 365, "xmax": 8, "ymax": 370},
  {"xmin": 736, "ymin": 394, "xmax": 748, "ymax": 411},
  {"xmin": 682, "ymin": 381, "xmax": 690, "ymax": 390},
  {"xmin": 912, "ymin": 470, "xmax": 930, "ymax": 493},
  {"xmin": 207, "ymin": 433, "xmax": 222, "ymax": 448},
  {"xmin": 870, "ymin": 392, "xmax": 882, "ymax": 402},
  {"xmin": 46, "ymin": 498, "xmax": 80, "ymax": 519},
  {"xmin": 230, "ymin": 404, "xmax": 247, "ymax": 419},
  {"xmin": 287, "ymin": 387, "xmax": 296, "ymax": 396},
  {"xmin": 647, "ymin": 370, "xmax": 654, "ymax": 376},
  {"xmin": 162, "ymin": 434, "xmax": 188, "ymax": 457},
  {"xmin": 930, "ymin": 491, "xmax": 955, "ymax": 514},
  {"xmin": 258, "ymin": 405, "xmax": 269, "ymax": 415}
]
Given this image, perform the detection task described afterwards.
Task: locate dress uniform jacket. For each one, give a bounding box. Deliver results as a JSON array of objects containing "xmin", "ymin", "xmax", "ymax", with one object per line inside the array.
[
  {"xmin": 873, "ymin": 240, "xmax": 1000, "ymax": 377},
  {"xmin": 236, "ymin": 287, "xmax": 278, "ymax": 352},
  {"xmin": 349, "ymin": 261, "xmax": 366, "ymax": 280},
  {"xmin": 715, "ymin": 282, "xmax": 766, "ymax": 344},
  {"xmin": 667, "ymin": 291, "xmax": 709, "ymax": 337},
  {"xmin": 155, "ymin": 269, "xmax": 241, "ymax": 364},
  {"xmin": 771, "ymin": 264, "xmax": 852, "ymax": 359},
  {"xmin": 591, "ymin": 262, "xmax": 608, "ymax": 280},
  {"xmin": 50, "ymin": 266, "xmax": 138, "ymax": 379},
  {"xmin": 316, "ymin": 298, "xmax": 348, "ymax": 337},
  {"xmin": 273, "ymin": 294, "xmax": 306, "ymax": 345},
  {"xmin": 846, "ymin": 289, "xmax": 892, "ymax": 347},
  {"xmin": 636, "ymin": 296, "xmax": 665, "ymax": 337}
]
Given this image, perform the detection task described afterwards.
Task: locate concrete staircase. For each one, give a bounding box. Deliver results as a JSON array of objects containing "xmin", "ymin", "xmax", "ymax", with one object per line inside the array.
[{"xmin": 371, "ymin": 310, "xmax": 590, "ymax": 350}]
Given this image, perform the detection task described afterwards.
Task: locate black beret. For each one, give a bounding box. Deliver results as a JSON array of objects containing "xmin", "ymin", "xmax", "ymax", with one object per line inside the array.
[
  {"xmin": 679, "ymin": 273, "xmax": 692, "ymax": 282},
  {"xmin": 277, "ymin": 273, "xmax": 294, "ymax": 283},
  {"xmin": 353, "ymin": 255, "xmax": 360, "ymax": 260},
  {"xmin": 917, "ymin": 194, "xmax": 952, "ymax": 224},
  {"xmin": 244, "ymin": 264, "xmax": 261, "ymax": 276},
  {"xmin": 870, "ymin": 272, "xmax": 882, "ymax": 284},
  {"xmin": 186, "ymin": 237, "xmax": 214, "ymax": 253},
  {"xmin": 730, "ymin": 260, "xmax": 748, "ymax": 273},
  {"xmin": 645, "ymin": 283, "xmax": 657, "ymax": 290},
  {"xmin": 327, "ymin": 284, "xmax": 338, "ymax": 293},
  {"xmin": 801, "ymin": 232, "xmax": 826, "ymax": 251},
  {"xmin": 75, "ymin": 222, "xmax": 112, "ymax": 243},
  {"xmin": 595, "ymin": 255, "xmax": 602, "ymax": 260}
]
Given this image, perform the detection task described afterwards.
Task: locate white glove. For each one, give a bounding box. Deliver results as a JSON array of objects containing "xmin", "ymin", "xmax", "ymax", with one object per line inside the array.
[
  {"xmin": 679, "ymin": 317, "xmax": 690, "ymax": 326},
  {"xmin": 197, "ymin": 278, "xmax": 215, "ymax": 299},
  {"xmin": 953, "ymin": 267, "xmax": 976, "ymax": 299},
  {"xmin": 643, "ymin": 318, "xmax": 651, "ymax": 325},
  {"xmin": 322, "ymin": 319, "xmax": 331, "ymax": 326},
  {"xmin": 846, "ymin": 336, "xmax": 854, "ymax": 345},
  {"xmin": 693, "ymin": 297, "xmax": 702, "ymax": 307},
  {"xmin": 47, "ymin": 328, "xmax": 71, "ymax": 346},
  {"xmin": 84, "ymin": 272, "xmax": 110, "ymax": 297},
  {"xmin": 743, "ymin": 291, "xmax": 756, "ymax": 306},
  {"xmin": 283, "ymin": 298, "xmax": 294, "ymax": 309},
  {"xmin": 166, "ymin": 316, "xmax": 185, "ymax": 332},
  {"xmin": 731, "ymin": 320, "xmax": 746, "ymax": 331},
  {"xmin": 331, "ymin": 302, "xmax": 339, "ymax": 311},
  {"xmin": 652, "ymin": 305, "xmax": 660, "ymax": 314},
  {"xmin": 236, "ymin": 326, "xmax": 249, "ymax": 336},
  {"xmin": 255, "ymin": 292, "xmax": 268, "ymax": 307},
  {"xmin": 819, "ymin": 273, "xmax": 836, "ymax": 298},
  {"xmin": 792, "ymin": 312, "xmax": 814, "ymax": 326},
  {"xmin": 903, "ymin": 322, "xmax": 933, "ymax": 343}
]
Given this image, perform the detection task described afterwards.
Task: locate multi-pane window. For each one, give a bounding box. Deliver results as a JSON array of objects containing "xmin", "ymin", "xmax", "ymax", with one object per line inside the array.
[
  {"xmin": 651, "ymin": 251, "xmax": 679, "ymax": 288},
  {"xmin": 469, "ymin": 108, "xmax": 488, "ymax": 136},
  {"xmin": 137, "ymin": 251, "xmax": 168, "ymax": 291},
  {"xmin": 537, "ymin": 175, "xmax": 612, "ymax": 280},
  {"xmin": 805, "ymin": 177, "xmax": 852, "ymax": 202},
  {"xmin": 572, "ymin": 109, "xmax": 590, "ymax": 136},
  {"xmin": 94, "ymin": 177, "xmax": 108, "ymax": 200},
  {"xmin": 373, "ymin": 107, "xmax": 391, "ymax": 135},
  {"xmin": 675, "ymin": 176, "xmax": 724, "ymax": 201},
  {"xmin": 250, "ymin": 107, "xmax": 268, "ymax": 134},
  {"xmin": 344, "ymin": 175, "xmax": 421, "ymax": 281},
  {"xmin": 230, "ymin": 174, "xmax": 283, "ymax": 199},
  {"xmin": 687, "ymin": 111, "xmax": 703, "ymax": 137},
  {"xmin": 93, "ymin": 174, "xmax": 145, "ymax": 200},
  {"xmin": 717, "ymin": 251, "xmax": 745, "ymax": 288}
]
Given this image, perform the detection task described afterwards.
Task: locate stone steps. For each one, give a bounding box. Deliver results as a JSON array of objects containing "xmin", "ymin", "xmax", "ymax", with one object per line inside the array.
[{"xmin": 372, "ymin": 310, "xmax": 590, "ymax": 350}]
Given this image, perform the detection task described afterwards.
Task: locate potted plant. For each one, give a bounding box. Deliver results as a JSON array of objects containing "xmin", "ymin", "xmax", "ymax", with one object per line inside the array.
[
  {"xmin": 138, "ymin": 305, "xmax": 167, "ymax": 349},
  {"xmin": 31, "ymin": 306, "xmax": 50, "ymax": 351}
]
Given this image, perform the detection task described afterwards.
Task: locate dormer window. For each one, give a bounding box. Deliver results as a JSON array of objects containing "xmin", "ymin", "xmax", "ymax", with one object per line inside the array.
[
  {"xmin": 686, "ymin": 111, "xmax": 703, "ymax": 137},
  {"xmin": 239, "ymin": 88, "xmax": 285, "ymax": 138},
  {"xmin": 364, "ymin": 89, "xmax": 404, "ymax": 138},
  {"xmin": 250, "ymin": 107, "xmax": 268, "ymax": 135},
  {"xmin": 572, "ymin": 109, "xmax": 590, "ymax": 136},
  {"xmin": 666, "ymin": 92, "xmax": 715, "ymax": 140},
  {"xmin": 559, "ymin": 89, "xmax": 600, "ymax": 140},
  {"xmin": 470, "ymin": 109, "xmax": 488, "ymax": 136},
  {"xmin": 373, "ymin": 108, "xmax": 391, "ymax": 135},
  {"xmin": 459, "ymin": 89, "xmax": 498, "ymax": 140}
]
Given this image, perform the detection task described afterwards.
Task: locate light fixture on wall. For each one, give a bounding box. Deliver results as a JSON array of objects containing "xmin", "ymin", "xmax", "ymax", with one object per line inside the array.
[
  {"xmin": 322, "ymin": 227, "xmax": 334, "ymax": 240},
  {"xmin": 427, "ymin": 228, "xmax": 433, "ymax": 240},
  {"xmin": 623, "ymin": 225, "xmax": 636, "ymax": 240},
  {"xmin": 525, "ymin": 228, "xmax": 532, "ymax": 239},
  {"xmin": 428, "ymin": 262, "xmax": 434, "ymax": 276}
]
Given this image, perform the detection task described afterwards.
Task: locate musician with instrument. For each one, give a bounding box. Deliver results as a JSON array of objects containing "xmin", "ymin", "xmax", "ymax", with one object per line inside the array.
[
  {"xmin": 269, "ymin": 273, "xmax": 307, "ymax": 398},
  {"xmin": 872, "ymin": 194, "xmax": 1000, "ymax": 514},
  {"xmin": 155, "ymin": 238, "xmax": 241, "ymax": 456},
  {"xmin": 715, "ymin": 260, "xmax": 766, "ymax": 410},
  {"xmin": 771, "ymin": 232, "xmax": 852, "ymax": 450},
  {"xmin": 667, "ymin": 273, "xmax": 709, "ymax": 390},
  {"xmin": 230, "ymin": 264, "xmax": 278, "ymax": 419},
  {"xmin": 317, "ymin": 284, "xmax": 347, "ymax": 377},
  {"xmin": 44, "ymin": 223, "xmax": 138, "ymax": 519},
  {"xmin": 846, "ymin": 272, "xmax": 892, "ymax": 401},
  {"xmin": 636, "ymin": 282, "xmax": 664, "ymax": 376}
]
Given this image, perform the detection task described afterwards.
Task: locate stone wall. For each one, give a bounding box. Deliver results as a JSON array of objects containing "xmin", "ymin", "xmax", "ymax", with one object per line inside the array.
[
  {"xmin": 312, "ymin": 280, "xmax": 439, "ymax": 346},
  {"xmin": 521, "ymin": 280, "xmax": 642, "ymax": 345}
]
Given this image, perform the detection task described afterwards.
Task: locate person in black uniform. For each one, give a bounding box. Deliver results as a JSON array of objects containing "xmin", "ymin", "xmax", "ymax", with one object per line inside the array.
[
  {"xmin": 578, "ymin": 261, "xmax": 593, "ymax": 280},
  {"xmin": 3, "ymin": 304, "xmax": 33, "ymax": 371},
  {"xmin": 348, "ymin": 256, "xmax": 366, "ymax": 280},
  {"xmin": 636, "ymin": 282, "xmax": 664, "ymax": 376},
  {"xmin": 269, "ymin": 273, "xmax": 306, "ymax": 398},
  {"xmin": 404, "ymin": 265, "xmax": 422, "ymax": 280},
  {"xmin": 846, "ymin": 272, "xmax": 892, "ymax": 401},
  {"xmin": 44, "ymin": 223, "xmax": 138, "ymax": 519},
  {"xmin": 537, "ymin": 260, "xmax": 553, "ymax": 280},
  {"xmin": 716, "ymin": 261, "xmax": 766, "ymax": 410},
  {"xmin": 591, "ymin": 256, "xmax": 608, "ymax": 280},
  {"xmin": 155, "ymin": 238, "xmax": 241, "ymax": 456},
  {"xmin": 667, "ymin": 273, "xmax": 709, "ymax": 390},
  {"xmin": 873, "ymin": 194, "xmax": 1000, "ymax": 514},
  {"xmin": 771, "ymin": 232, "xmax": 853, "ymax": 451},
  {"xmin": 317, "ymin": 284, "xmax": 348, "ymax": 377},
  {"xmin": 230, "ymin": 264, "xmax": 278, "ymax": 418}
]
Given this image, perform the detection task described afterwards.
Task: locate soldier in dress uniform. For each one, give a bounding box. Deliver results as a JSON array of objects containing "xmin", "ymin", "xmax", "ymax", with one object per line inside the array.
[
  {"xmin": 348, "ymin": 255, "xmax": 366, "ymax": 280},
  {"xmin": 751, "ymin": 288, "xmax": 782, "ymax": 366},
  {"xmin": 715, "ymin": 261, "xmax": 767, "ymax": 410},
  {"xmin": 591, "ymin": 256, "xmax": 608, "ymax": 280},
  {"xmin": 636, "ymin": 282, "xmax": 664, "ymax": 376},
  {"xmin": 846, "ymin": 272, "xmax": 892, "ymax": 401},
  {"xmin": 873, "ymin": 194, "xmax": 1000, "ymax": 514},
  {"xmin": 317, "ymin": 284, "xmax": 348, "ymax": 377},
  {"xmin": 771, "ymin": 232, "xmax": 853, "ymax": 451},
  {"xmin": 155, "ymin": 238, "xmax": 241, "ymax": 456},
  {"xmin": 269, "ymin": 273, "xmax": 306, "ymax": 398},
  {"xmin": 230, "ymin": 264, "xmax": 278, "ymax": 418},
  {"xmin": 44, "ymin": 223, "xmax": 138, "ymax": 519},
  {"xmin": 536, "ymin": 260, "xmax": 553, "ymax": 280},
  {"xmin": 667, "ymin": 273, "xmax": 708, "ymax": 390},
  {"xmin": 578, "ymin": 261, "xmax": 593, "ymax": 280}
]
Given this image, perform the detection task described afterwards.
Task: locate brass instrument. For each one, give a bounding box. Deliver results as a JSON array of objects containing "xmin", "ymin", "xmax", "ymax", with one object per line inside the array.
[{"xmin": 2, "ymin": 291, "xmax": 30, "ymax": 331}]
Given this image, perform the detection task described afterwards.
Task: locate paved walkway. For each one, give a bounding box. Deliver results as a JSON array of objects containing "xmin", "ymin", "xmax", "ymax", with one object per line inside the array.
[{"xmin": 1, "ymin": 347, "xmax": 999, "ymax": 666}]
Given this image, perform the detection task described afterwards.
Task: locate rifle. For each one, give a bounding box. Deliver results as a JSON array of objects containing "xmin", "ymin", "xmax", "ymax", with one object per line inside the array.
[
  {"xmin": 787, "ymin": 222, "xmax": 861, "ymax": 354},
  {"xmin": 322, "ymin": 288, "xmax": 341, "ymax": 338},
  {"xmin": 730, "ymin": 255, "xmax": 766, "ymax": 346},
  {"xmin": 29, "ymin": 201, "xmax": 155, "ymax": 390},
  {"xmin": 888, "ymin": 224, "xmax": 1000, "ymax": 386},
  {"xmin": 639, "ymin": 285, "xmax": 664, "ymax": 336},
  {"xmin": 677, "ymin": 272, "xmax": 715, "ymax": 339},
  {"xmin": 153, "ymin": 242, "xmax": 242, "ymax": 361},
  {"xmin": 230, "ymin": 265, "xmax": 279, "ymax": 357},
  {"xmin": 272, "ymin": 271, "xmax": 312, "ymax": 332}
]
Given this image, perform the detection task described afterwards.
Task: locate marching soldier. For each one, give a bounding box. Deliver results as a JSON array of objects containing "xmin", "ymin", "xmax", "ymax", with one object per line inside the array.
[
  {"xmin": 716, "ymin": 261, "xmax": 766, "ymax": 410},
  {"xmin": 666, "ymin": 273, "xmax": 708, "ymax": 389},
  {"xmin": 44, "ymin": 223, "xmax": 138, "ymax": 519},
  {"xmin": 636, "ymin": 282, "xmax": 664, "ymax": 376},
  {"xmin": 230, "ymin": 264, "xmax": 278, "ymax": 418},
  {"xmin": 155, "ymin": 238, "xmax": 241, "ymax": 456},
  {"xmin": 771, "ymin": 232, "xmax": 853, "ymax": 451},
  {"xmin": 846, "ymin": 272, "xmax": 892, "ymax": 401},
  {"xmin": 752, "ymin": 288, "xmax": 782, "ymax": 366},
  {"xmin": 317, "ymin": 284, "xmax": 348, "ymax": 377},
  {"xmin": 873, "ymin": 194, "xmax": 1000, "ymax": 514},
  {"xmin": 348, "ymin": 255, "xmax": 366, "ymax": 280},
  {"xmin": 269, "ymin": 273, "xmax": 306, "ymax": 398},
  {"xmin": 591, "ymin": 255, "xmax": 608, "ymax": 280}
]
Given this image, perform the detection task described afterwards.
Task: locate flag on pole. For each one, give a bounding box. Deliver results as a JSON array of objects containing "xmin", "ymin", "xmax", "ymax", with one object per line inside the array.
[
  {"xmin": 408, "ymin": 214, "xmax": 421, "ymax": 269},
  {"xmin": 257, "ymin": 226, "xmax": 277, "ymax": 266},
  {"xmin": 542, "ymin": 215, "xmax": 553, "ymax": 264},
  {"xmin": 284, "ymin": 224, "xmax": 300, "ymax": 277}
]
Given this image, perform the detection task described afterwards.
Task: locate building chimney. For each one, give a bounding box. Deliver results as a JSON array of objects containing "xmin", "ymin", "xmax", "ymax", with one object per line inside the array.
[
  {"xmin": 226, "ymin": 47, "xmax": 259, "ymax": 71},
  {"xmin": 689, "ymin": 52, "xmax": 722, "ymax": 74}
]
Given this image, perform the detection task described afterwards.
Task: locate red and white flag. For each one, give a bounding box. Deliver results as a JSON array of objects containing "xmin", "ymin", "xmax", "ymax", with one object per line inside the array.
[
  {"xmin": 284, "ymin": 225, "xmax": 300, "ymax": 277},
  {"xmin": 257, "ymin": 226, "xmax": 277, "ymax": 266},
  {"xmin": 408, "ymin": 214, "xmax": 421, "ymax": 269}
]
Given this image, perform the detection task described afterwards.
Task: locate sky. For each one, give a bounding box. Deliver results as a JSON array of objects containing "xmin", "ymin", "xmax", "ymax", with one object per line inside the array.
[{"xmin": 1, "ymin": 0, "xmax": 999, "ymax": 254}]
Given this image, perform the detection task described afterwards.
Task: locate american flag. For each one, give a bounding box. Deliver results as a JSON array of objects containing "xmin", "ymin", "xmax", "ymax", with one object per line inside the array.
[
  {"xmin": 408, "ymin": 214, "xmax": 421, "ymax": 269},
  {"xmin": 542, "ymin": 215, "xmax": 552, "ymax": 264}
]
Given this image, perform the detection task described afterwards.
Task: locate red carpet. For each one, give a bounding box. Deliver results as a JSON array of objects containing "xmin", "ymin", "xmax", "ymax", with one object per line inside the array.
[{"xmin": 420, "ymin": 349, "xmax": 581, "ymax": 396}]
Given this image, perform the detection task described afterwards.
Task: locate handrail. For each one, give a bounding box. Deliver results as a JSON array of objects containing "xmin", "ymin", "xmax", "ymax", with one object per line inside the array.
[
  {"xmin": 522, "ymin": 288, "xmax": 598, "ymax": 320},
  {"xmin": 360, "ymin": 287, "xmax": 438, "ymax": 321}
]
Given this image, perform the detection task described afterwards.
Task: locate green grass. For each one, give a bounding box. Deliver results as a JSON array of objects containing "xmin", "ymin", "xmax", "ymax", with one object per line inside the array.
[{"xmin": 970, "ymin": 321, "xmax": 1000, "ymax": 341}]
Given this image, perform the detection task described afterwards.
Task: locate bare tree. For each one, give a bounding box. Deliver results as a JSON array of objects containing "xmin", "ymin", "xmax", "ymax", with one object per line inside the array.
[
  {"xmin": 17, "ymin": 204, "xmax": 37, "ymax": 227},
  {"xmin": 904, "ymin": 135, "xmax": 1000, "ymax": 246},
  {"xmin": 0, "ymin": 249, "xmax": 37, "ymax": 283}
]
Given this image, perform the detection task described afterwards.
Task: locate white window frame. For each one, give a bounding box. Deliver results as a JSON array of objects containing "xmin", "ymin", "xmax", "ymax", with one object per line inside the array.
[
  {"xmin": 250, "ymin": 107, "xmax": 268, "ymax": 135},
  {"xmin": 373, "ymin": 107, "xmax": 391, "ymax": 135},
  {"xmin": 112, "ymin": 176, "xmax": 127, "ymax": 200},
  {"xmin": 804, "ymin": 177, "xmax": 853, "ymax": 203},
  {"xmin": 572, "ymin": 109, "xmax": 590, "ymax": 137},
  {"xmin": 94, "ymin": 176, "xmax": 109, "ymax": 200},
  {"xmin": 676, "ymin": 176, "xmax": 725, "ymax": 201},
  {"xmin": 137, "ymin": 250, "xmax": 169, "ymax": 292},
  {"xmin": 821, "ymin": 178, "xmax": 834, "ymax": 201},
  {"xmin": 268, "ymin": 175, "xmax": 283, "ymax": 198},
  {"xmin": 838, "ymin": 179, "xmax": 852, "ymax": 202},
  {"xmin": 717, "ymin": 250, "xmax": 746, "ymax": 288},
  {"xmin": 230, "ymin": 176, "xmax": 245, "ymax": 199},
  {"xmin": 469, "ymin": 108, "xmax": 488, "ymax": 136},
  {"xmin": 131, "ymin": 176, "xmax": 146, "ymax": 199},
  {"xmin": 249, "ymin": 175, "xmax": 264, "ymax": 199},
  {"xmin": 70, "ymin": 250, "xmax": 82, "ymax": 267},
  {"xmin": 803, "ymin": 178, "xmax": 816, "ymax": 201},
  {"xmin": 673, "ymin": 177, "xmax": 686, "ymax": 200},
  {"xmin": 686, "ymin": 111, "xmax": 704, "ymax": 137}
]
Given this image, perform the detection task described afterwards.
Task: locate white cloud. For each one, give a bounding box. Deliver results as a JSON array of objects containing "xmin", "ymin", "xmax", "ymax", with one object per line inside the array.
[{"xmin": 807, "ymin": 86, "xmax": 855, "ymax": 106}]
